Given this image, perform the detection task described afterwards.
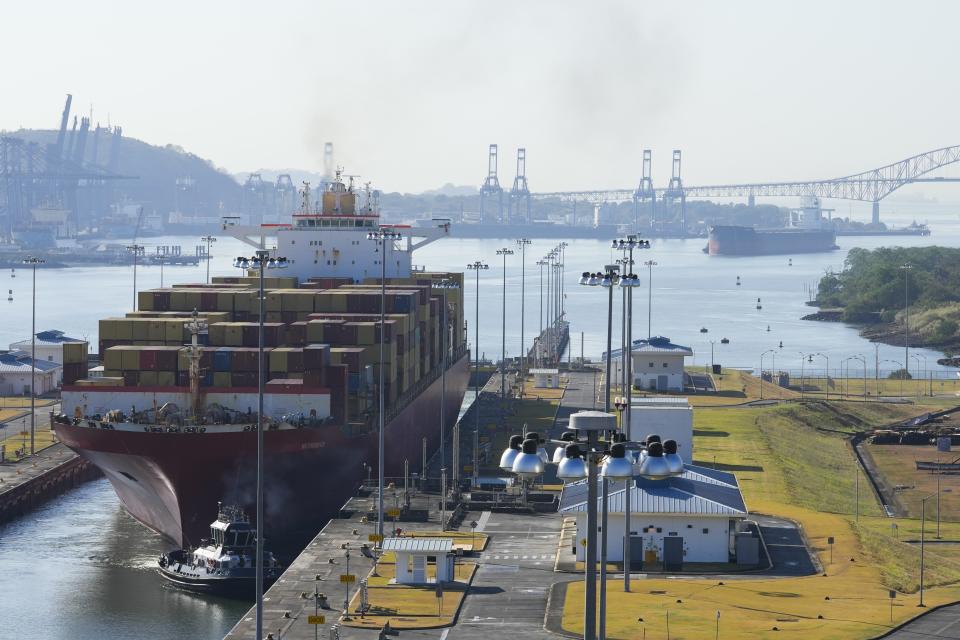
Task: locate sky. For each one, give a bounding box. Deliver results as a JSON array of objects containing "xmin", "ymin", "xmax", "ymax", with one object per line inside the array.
[{"xmin": 4, "ymin": 0, "xmax": 960, "ymax": 197}]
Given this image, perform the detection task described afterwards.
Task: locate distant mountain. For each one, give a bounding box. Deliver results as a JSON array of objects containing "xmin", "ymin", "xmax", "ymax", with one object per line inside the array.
[
  {"xmin": 420, "ymin": 183, "xmax": 477, "ymax": 197},
  {"xmin": 13, "ymin": 129, "xmax": 243, "ymax": 216}
]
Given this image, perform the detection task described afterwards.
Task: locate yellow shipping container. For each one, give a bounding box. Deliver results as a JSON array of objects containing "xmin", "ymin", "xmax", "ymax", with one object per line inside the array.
[
  {"xmin": 209, "ymin": 323, "xmax": 227, "ymax": 346},
  {"xmin": 103, "ymin": 348, "xmax": 124, "ymax": 371},
  {"xmin": 225, "ymin": 323, "xmax": 244, "ymax": 346},
  {"xmin": 214, "ymin": 372, "xmax": 232, "ymax": 387},
  {"xmin": 157, "ymin": 371, "xmax": 176, "ymax": 386},
  {"xmin": 140, "ymin": 371, "xmax": 159, "ymax": 386},
  {"xmin": 138, "ymin": 290, "xmax": 155, "ymax": 311},
  {"xmin": 120, "ymin": 346, "xmax": 141, "ymax": 371},
  {"xmin": 63, "ymin": 341, "xmax": 88, "ymax": 364},
  {"xmin": 170, "ymin": 290, "xmax": 189, "ymax": 311},
  {"xmin": 269, "ymin": 348, "xmax": 289, "ymax": 372}
]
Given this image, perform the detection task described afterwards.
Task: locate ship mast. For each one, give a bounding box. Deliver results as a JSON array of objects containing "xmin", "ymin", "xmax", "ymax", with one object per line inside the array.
[{"xmin": 186, "ymin": 309, "xmax": 207, "ymax": 419}]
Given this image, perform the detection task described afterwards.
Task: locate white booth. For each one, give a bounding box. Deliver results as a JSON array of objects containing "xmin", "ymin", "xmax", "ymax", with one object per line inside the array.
[
  {"xmin": 383, "ymin": 537, "xmax": 455, "ymax": 584},
  {"xmin": 531, "ymin": 368, "xmax": 560, "ymax": 389}
]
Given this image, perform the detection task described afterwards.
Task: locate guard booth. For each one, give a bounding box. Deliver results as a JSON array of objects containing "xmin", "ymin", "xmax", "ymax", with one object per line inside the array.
[
  {"xmin": 531, "ymin": 368, "xmax": 560, "ymax": 389},
  {"xmin": 382, "ymin": 537, "xmax": 455, "ymax": 584}
]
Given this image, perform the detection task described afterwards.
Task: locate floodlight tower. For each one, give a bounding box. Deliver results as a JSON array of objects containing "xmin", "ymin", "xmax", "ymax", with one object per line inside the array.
[{"xmin": 479, "ymin": 144, "xmax": 504, "ymax": 224}]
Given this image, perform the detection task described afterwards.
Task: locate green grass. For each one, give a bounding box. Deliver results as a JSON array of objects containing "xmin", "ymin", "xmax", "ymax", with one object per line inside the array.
[{"xmin": 854, "ymin": 518, "xmax": 960, "ymax": 592}]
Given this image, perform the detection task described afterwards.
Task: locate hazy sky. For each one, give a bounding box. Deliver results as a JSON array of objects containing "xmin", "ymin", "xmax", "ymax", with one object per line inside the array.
[{"xmin": 4, "ymin": 0, "xmax": 960, "ymax": 195}]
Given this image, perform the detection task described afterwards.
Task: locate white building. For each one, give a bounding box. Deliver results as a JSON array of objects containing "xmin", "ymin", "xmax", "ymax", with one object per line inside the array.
[
  {"xmin": 9, "ymin": 330, "xmax": 85, "ymax": 366},
  {"xmin": 559, "ymin": 466, "xmax": 748, "ymax": 567},
  {"xmin": 0, "ymin": 352, "xmax": 60, "ymax": 396},
  {"xmin": 382, "ymin": 537, "xmax": 455, "ymax": 584},
  {"xmin": 628, "ymin": 397, "xmax": 694, "ymax": 460},
  {"xmin": 605, "ymin": 336, "xmax": 692, "ymax": 392}
]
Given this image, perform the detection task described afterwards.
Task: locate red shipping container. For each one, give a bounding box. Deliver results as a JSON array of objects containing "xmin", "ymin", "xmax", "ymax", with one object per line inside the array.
[
  {"xmin": 200, "ymin": 291, "xmax": 217, "ymax": 311},
  {"xmin": 139, "ymin": 349, "xmax": 158, "ymax": 371}
]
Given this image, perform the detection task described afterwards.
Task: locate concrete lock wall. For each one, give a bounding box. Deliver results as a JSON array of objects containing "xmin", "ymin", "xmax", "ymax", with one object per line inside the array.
[{"xmin": 574, "ymin": 513, "xmax": 737, "ymax": 564}]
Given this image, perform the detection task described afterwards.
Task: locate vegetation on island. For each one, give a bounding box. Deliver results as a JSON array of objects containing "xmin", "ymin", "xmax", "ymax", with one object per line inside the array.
[{"xmin": 814, "ymin": 246, "xmax": 960, "ymax": 356}]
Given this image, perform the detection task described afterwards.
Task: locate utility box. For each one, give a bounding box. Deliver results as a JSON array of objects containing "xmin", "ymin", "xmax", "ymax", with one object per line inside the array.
[
  {"xmin": 629, "ymin": 397, "xmax": 694, "ymax": 460},
  {"xmin": 735, "ymin": 532, "xmax": 760, "ymax": 566}
]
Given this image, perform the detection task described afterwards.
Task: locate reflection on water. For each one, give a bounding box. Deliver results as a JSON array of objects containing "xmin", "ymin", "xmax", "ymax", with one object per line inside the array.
[{"xmin": 0, "ymin": 479, "xmax": 248, "ymax": 640}]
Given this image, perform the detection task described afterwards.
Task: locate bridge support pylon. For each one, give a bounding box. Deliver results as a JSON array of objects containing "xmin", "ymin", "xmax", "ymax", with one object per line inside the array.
[{"xmin": 871, "ymin": 200, "xmax": 880, "ymax": 225}]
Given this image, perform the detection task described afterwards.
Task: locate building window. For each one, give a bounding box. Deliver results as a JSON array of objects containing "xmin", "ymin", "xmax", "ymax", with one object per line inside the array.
[
  {"xmin": 48, "ymin": 356, "xmax": 53, "ymax": 361},
  {"xmin": 649, "ymin": 362, "xmax": 654, "ymax": 368},
  {"xmin": 702, "ymin": 528, "xmax": 709, "ymax": 534},
  {"xmin": 663, "ymin": 362, "xmax": 668, "ymax": 368}
]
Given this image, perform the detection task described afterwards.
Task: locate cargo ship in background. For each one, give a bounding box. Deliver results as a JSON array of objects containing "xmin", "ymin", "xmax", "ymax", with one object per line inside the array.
[
  {"xmin": 707, "ymin": 196, "xmax": 839, "ymax": 256},
  {"xmin": 54, "ymin": 171, "xmax": 470, "ymax": 548}
]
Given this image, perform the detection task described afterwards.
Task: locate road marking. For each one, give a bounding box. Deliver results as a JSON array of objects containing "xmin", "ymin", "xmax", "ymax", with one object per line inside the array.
[
  {"xmin": 440, "ymin": 629, "xmax": 449, "ymax": 640},
  {"xmin": 475, "ymin": 511, "xmax": 492, "ymax": 532}
]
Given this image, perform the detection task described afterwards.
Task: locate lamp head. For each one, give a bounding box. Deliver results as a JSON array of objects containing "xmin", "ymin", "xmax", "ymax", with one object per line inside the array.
[
  {"xmin": 512, "ymin": 438, "xmax": 545, "ymax": 478},
  {"xmin": 601, "ymin": 442, "xmax": 633, "ymax": 481},
  {"xmin": 557, "ymin": 444, "xmax": 587, "ymax": 481}
]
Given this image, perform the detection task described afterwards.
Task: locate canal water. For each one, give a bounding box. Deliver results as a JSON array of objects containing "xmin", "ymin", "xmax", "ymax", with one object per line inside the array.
[
  {"xmin": 0, "ymin": 213, "xmax": 958, "ymax": 638},
  {"xmin": 0, "ymin": 478, "xmax": 249, "ymax": 640}
]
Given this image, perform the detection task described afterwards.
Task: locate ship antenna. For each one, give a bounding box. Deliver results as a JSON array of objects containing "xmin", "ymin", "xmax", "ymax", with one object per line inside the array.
[{"xmin": 187, "ymin": 308, "xmax": 207, "ymax": 420}]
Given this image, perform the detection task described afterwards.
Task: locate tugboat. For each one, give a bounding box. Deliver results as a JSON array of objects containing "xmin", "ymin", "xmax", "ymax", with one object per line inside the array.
[{"xmin": 157, "ymin": 504, "xmax": 283, "ymax": 597}]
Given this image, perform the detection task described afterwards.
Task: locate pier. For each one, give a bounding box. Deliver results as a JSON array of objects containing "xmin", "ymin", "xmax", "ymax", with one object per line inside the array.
[{"xmin": 0, "ymin": 442, "xmax": 100, "ymax": 525}]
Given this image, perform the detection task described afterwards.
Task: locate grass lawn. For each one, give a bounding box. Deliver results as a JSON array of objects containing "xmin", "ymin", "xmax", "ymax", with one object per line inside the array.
[
  {"xmin": 562, "ymin": 386, "xmax": 960, "ymax": 639},
  {"xmin": 0, "ymin": 423, "xmax": 56, "ymax": 456},
  {"xmin": 341, "ymin": 548, "xmax": 476, "ymax": 630},
  {"xmin": 0, "ymin": 398, "xmax": 57, "ymax": 409}
]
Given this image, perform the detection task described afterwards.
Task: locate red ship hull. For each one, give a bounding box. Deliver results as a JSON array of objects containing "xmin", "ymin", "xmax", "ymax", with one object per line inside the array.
[{"xmin": 55, "ymin": 353, "xmax": 470, "ymax": 547}]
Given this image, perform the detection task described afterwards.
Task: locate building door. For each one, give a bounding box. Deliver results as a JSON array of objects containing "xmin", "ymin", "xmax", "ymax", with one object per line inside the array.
[
  {"xmin": 663, "ymin": 536, "xmax": 683, "ymax": 571},
  {"xmin": 657, "ymin": 375, "xmax": 668, "ymax": 391},
  {"xmin": 627, "ymin": 535, "xmax": 644, "ymax": 570}
]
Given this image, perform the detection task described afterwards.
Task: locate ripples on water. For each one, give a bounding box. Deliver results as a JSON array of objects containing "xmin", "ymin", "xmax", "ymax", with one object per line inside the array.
[{"xmin": 0, "ymin": 479, "xmax": 248, "ymax": 640}]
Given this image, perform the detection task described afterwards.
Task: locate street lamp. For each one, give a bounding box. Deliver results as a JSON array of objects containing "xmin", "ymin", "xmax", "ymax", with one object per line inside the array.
[
  {"xmin": 232, "ymin": 250, "xmax": 288, "ymax": 640},
  {"xmin": 919, "ymin": 492, "xmax": 937, "ymax": 607},
  {"xmin": 812, "ymin": 353, "xmax": 829, "ymax": 400},
  {"xmin": 537, "ymin": 259, "xmax": 547, "ymax": 365},
  {"xmin": 368, "ymin": 229, "xmax": 402, "ymax": 540},
  {"xmin": 900, "ymin": 264, "xmax": 912, "ymax": 378},
  {"xmin": 467, "ymin": 260, "xmax": 489, "ymax": 488},
  {"xmin": 201, "ymin": 235, "xmax": 217, "ymax": 284},
  {"xmin": 23, "ymin": 256, "xmax": 44, "ymax": 455},
  {"xmin": 882, "ymin": 359, "xmax": 905, "ymax": 397},
  {"xmin": 911, "ymin": 354, "xmax": 926, "ymax": 397},
  {"xmin": 126, "ymin": 243, "xmax": 143, "ymax": 311},
  {"xmin": 579, "ymin": 267, "xmax": 620, "ymax": 411},
  {"xmin": 760, "ymin": 349, "xmax": 775, "ymax": 400},
  {"xmin": 157, "ymin": 253, "xmax": 167, "ymax": 289},
  {"xmin": 846, "ymin": 355, "xmax": 867, "ymax": 402},
  {"xmin": 496, "ymin": 248, "xmax": 514, "ymax": 400},
  {"xmin": 516, "ymin": 239, "xmax": 532, "ymax": 380},
  {"xmin": 501, "ymin": 411, "xmax": 681, "ymax": 640},
  {"xmin": 434, "ymin": 279, "xmax": 460, "ymax": 474},
  {"xmin": 643, "ymin": 259, "xmax": 657, "ymax": 340}
]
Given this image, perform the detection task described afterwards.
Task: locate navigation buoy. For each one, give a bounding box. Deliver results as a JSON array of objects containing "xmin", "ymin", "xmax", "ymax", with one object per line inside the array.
[
  {"xmin": 788, "ymin": 258, "xmax": 793, "ymax": 266},
  {"xmin": 736, "ymin": 276, "xmax": 741, "ymax": 286},
  {"xmin": 10, "ymin": 268, "xmax": 14, "ymax": 278},
  {"xmin": 756, "ymin": 297, "xmax": 762, "ymax": 310},
  {"xmin": 7, "ymin": 289, "xmax": 12, "ymax": 302},
  {"xmin": 766, "ymin": 325, "xmax": 771, "ymax": 332},
  {"xmin": 779, "ymin": 340, "xmax": 783, "ymax": 349}
]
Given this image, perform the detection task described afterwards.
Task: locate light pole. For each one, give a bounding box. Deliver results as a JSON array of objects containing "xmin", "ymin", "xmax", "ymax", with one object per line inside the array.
[
  {"xmin": 497, "ymin": 248, "xmax": 514, "ymax": 400},
  {"xmin": 157, "ymin": 254, "xmax": 167, "ymax": 289},
  {"xmin": 501, "ymin": 412, "xmax": 682, "ymax": 639},
  {"xmin": 435, "ymin": 279, "xmax": 459, "ymax": 474},
  {"xmin": 537, "ymin": 259, "xmax": 547, "ymax": 366},
  {"xmin": 23, "ymin": 256, "xmax": 43, "ymax": 455},
  {"xmin": 901, "ymin": 264, "xmax": 912, "ymax": 379},
  {"xmin": 368, "ymin": 229, "xmax": 402, "ymax": 540},
  {"xmin": 919, "ymin": 492, "xmax": 937, "ymax": 607},
  {"xmin": 201, "ymin": 235, "xmax": 217, "ymax": 284},
  {"xmin": 126, "ymin": 243, "xmax": 143, "ymax": 311},
  {"xmin": 614, "ymin": 235, "xmax": 651, "ymax": 438},
  {"xmin": 799, "ymin": 352, "xmax": 814, "ymax": 400},
  {"xmin": 883, "ymin": 359, "xmax": 905, "ymax": 397},
  {"xmin": 813, "ymin": 353, "xmax": 829, "ymax": 399},
  {"xmin": 911, "ymin": 354, "xmax": 925, "ymax": 397},
  {"xmin": 760, "ymin": 349, "xmax": 775, "ymax": 400},
  {"xmin": 847, "ymin": 355, "xmax": 866, "ymax": 402},
  {"xmin": 579, "ymin": 267, "xmax": 620, "ymax": 411},
  {"xmin": 644, "ymin": 260, "xmax": 657, "ymax": 340},
  {"xmin": 232, "ymin": 251, "xmax": 288, "ymax": 640},
  {"xmin": 517, "ymin": 239, "xmax": 531, "ymax": 378},
  {"xmin": 467, "ymin": 260, "xmax": 489, "ymax": 488}
]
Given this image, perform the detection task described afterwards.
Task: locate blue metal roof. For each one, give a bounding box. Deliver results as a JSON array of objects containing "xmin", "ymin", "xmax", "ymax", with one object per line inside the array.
[
  {"xmin": 11, "ymin": 330, "xmax": 84, "ymax": 347},
  {"xmin": 604, "ymin": 336, "xmax": 693, "ymax": 360},
  {"xmin": 0, "ymin": 352, "xmax": 61, "ymax": 373},
  {"xmin": 559, "ymin": 464, "xmax": 746, "ymax": 517}
]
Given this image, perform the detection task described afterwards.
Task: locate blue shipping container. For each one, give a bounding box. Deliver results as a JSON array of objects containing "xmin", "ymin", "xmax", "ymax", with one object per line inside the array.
[{"xmin": 213, "ymin": 349, "xmax": 232, "ymax": 371}]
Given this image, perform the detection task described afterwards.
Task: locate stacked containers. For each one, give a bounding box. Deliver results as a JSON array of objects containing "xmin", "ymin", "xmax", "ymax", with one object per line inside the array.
[{"xmin": 62, "ymin": 341, "xmax": 89, "ymax": 385}]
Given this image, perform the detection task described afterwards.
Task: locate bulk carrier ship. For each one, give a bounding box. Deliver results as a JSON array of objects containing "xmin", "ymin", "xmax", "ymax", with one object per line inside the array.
[{"xmin": 54, "ymin": 172, "xmax": 470, "ymax": 547}]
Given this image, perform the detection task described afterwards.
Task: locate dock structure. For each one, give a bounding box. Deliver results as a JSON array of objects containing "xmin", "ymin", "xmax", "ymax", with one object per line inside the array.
[
  {"xmin": 223, "ymin": 487, "xmax": 565, "ymax": 640},
  {"xmin": 0, "ymin": 442, "xmax": 99, "ymax": 524}
]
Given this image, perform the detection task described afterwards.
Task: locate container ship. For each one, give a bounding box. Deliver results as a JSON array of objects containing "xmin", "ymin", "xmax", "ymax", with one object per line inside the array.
[{"xmin": 54, "ymin": 172, "xmax": 470, "ymax": 547}]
